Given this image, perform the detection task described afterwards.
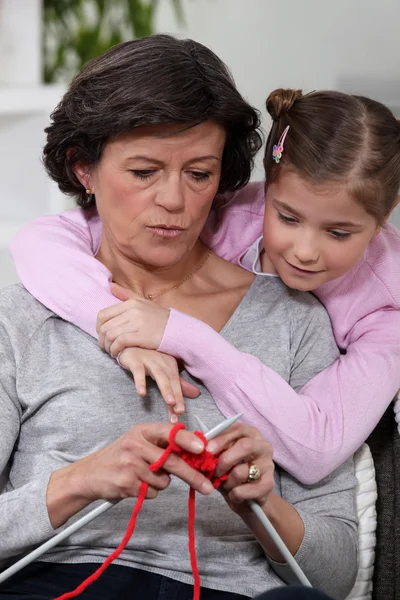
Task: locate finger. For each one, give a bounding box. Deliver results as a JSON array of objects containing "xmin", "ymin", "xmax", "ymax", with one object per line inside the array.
[
  {"xmin": 222, "ymin": 462, "xmax": 251, "ymax": 492},
  {"xmin": 96, "ymin": 300, "xmax": 137, "ymax": 332},
  {"xmin": 104, "ymin": 323, "xmax": 138, "ymax": 355},
  {"xmin": 109, "ymin": 334, "xmax": 143, "ymax": 357},
  {"xmin": 180, "ymin": 378, "xmax": 200, "ymax": 399},
  {"xmin": 168, "ymin": 405, "xmax": 179, "ymax": 424},
  {"xmin": 130, "ymin": 362, "xmax": 147, "ymax": 396},
  {"xmin": 161, "ymin": 451, "xmax": 214, "ymax": 495},
  {"xmin": 147, "ymin": 365, "xmax": 178, "ymax": 411},
  {"xmin": 115, "ymin": 454, "xmax": 171, "ymax": 497},
  {"xmin": 145, "ymin": 487, "xmax": 159, "ymax": 500},
  {"xmin": 227, "ymin": 473, "xmax": 274, "ymax": 506},
  {"xmin": 98, "ymin": 330, "xmax": 106, "ymax": 351},
  {"xmin": 110, "ymin": 282, "xmax": 135, "ymax": 302},
  {"xmin": 142, "ymin": 423, "xmax": 205, "ymax": 454},
  {"xmin": 215, "ymin": 438, "xmax": 272, "ymax": 477},
  {"xmin": 207, "ymin": 423, "xmax": 263, "ymax": 456},
  {"xmin": 144, "ymin": 471, "xmax": 171, "ymax": 492},
  {"xmin": 169, "ymin": 374, "xmax": 185, "ymax": 416},
  {"xmin": 99, "ymin": 312, "xmax": 133, "ymax": 335}
]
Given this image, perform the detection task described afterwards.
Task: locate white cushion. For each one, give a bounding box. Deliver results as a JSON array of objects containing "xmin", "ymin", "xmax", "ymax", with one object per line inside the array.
[{"xmin": 346, "ymin": 444, "xmax": 377, "ymax": 600}]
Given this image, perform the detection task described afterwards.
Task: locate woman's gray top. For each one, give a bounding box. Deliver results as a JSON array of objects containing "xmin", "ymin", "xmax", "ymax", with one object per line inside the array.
[{"xmin": 0, "ymin": 277, "xmax": 358, "ymax": 598}]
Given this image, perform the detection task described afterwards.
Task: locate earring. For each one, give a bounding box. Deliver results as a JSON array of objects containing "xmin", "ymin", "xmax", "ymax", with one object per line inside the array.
[{"xmin": 86, "ymin": 188, "xmax": 93, "ymax": 194}]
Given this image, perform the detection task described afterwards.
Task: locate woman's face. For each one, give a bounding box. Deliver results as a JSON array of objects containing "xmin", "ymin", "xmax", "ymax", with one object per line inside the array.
[{"xmin": 85, "ymin": 121, "xmax": 226, "ymax": 268}]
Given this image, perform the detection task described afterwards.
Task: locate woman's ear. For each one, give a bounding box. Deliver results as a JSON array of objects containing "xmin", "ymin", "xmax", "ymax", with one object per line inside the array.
[{"xmin": 66, "ymin": 149, "xmax": 92, "ymax": 190}]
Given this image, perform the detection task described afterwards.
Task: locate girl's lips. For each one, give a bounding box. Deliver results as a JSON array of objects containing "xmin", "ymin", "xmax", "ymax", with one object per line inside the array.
[
  {"xmin": 146, "ymin": 226, "xmax": 184, "ymax": 239},
  {"xmin": 284, "ymin": 259, "xmax": 323, "ymax": 276}
]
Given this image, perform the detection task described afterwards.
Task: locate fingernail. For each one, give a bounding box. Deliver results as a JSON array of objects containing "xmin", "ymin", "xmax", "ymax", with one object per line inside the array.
[
  {"xmin": 170, "ymin": 414, "xmax": 178, "ymax": 423},
  {"xmin": 139, "ymin": 387, "xmax": 146, "ymax": 395},
  {"xmin": 191, "ymin": 440, "xmax": 204, "ymax": 453},
  {"xmin": 167, "ymin": 395, "xmax": 175, "ymax": 405},
  {"xmin": 202, "ymin": 480, "xmax": 214, "ymax": 494},
  {"xmin": 207, "ymin": 441, "xmax": 216, "ymax": 454}
]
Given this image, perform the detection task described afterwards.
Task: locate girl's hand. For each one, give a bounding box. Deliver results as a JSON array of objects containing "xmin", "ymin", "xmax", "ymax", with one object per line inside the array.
[
  {"xmin": 97, "ymin": 283, "xmax": 170, "ymax": 356},
  {"xmin": 118, "ymin": 347, "xmax": 200, "ymax": 422},
  {"xmin": 207, "ymin": 424, "xmax": 275, "ymax": 513}
]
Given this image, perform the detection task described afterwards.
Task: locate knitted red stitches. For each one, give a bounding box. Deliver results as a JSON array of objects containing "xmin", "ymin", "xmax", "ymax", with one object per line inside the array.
[{"xmin": 53, "ymin": 423, "xmax": 226, "ymax": 600}]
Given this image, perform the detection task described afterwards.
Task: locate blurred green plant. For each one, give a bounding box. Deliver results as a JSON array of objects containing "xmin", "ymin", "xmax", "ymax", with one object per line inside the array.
[{"xmin": 43, "ymin": 0, "xmax": 184, "ymax": 83}]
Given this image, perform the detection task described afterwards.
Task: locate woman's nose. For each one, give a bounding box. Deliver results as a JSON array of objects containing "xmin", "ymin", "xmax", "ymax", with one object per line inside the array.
[{"xmin": 155, "ymin": 176, "xmax": 185, "ymax": 211}]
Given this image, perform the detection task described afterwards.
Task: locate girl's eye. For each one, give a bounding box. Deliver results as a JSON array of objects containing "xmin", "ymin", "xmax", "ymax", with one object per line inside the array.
[
  {"xmin": 189, "ymin": 171, "xmax": 211, "ymax": 182},
  {"xmin": 277, "ymin": 212, "xmax": 298, "ymax": 224},
  {"xmin": 329, "ymin": 230, "xmax": 352, "ymax": 240},
  {"xmin": 130, "ymin": 169, "xmax": 156, "ymax": 180}
]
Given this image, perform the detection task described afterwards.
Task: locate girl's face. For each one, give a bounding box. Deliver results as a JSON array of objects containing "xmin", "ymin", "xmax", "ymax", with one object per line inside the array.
[{"xmin": 263, "ymin": 171, "xmax": 381, "ymax": 291}]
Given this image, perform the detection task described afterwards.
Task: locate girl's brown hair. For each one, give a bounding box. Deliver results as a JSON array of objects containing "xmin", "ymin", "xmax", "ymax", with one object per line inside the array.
[{"xmin": 264, "ymin": 88, "xmax": 400, "ymax": 224}]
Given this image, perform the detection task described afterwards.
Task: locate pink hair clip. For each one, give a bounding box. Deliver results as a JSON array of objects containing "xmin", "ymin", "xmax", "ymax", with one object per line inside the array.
[{"xmin": 272, "ymin": 125, "xmax": 290, "ymax": 163}]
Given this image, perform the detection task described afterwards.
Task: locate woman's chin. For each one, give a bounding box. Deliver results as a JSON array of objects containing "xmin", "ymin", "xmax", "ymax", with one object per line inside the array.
[{"xmin": 134, "ymin": 247, "xmax": 188, "ymax": 269}]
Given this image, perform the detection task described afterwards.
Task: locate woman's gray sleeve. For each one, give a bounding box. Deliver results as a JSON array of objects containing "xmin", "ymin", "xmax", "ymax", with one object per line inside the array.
[
  {"xmin": 270, "ymin": 296, "xmax": 358, "ymax": 598},
  {"xmin": 270, "ymin": 460, "xmax": 359, "ymax": 600},
  {"xmin": 0, "ymin": 322, "xmax": 54, "ymax": 561}
]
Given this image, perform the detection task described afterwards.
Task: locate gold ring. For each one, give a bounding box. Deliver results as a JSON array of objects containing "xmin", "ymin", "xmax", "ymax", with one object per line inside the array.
[{"xmin": 247, "ymin": 464, "xmax": 261, "ymax": 482}]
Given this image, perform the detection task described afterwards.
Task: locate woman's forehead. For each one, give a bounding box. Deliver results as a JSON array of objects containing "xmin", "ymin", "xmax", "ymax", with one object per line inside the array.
[{"xmin": 104, "ymin": 122, "xmax": 226, "ymax": 161}]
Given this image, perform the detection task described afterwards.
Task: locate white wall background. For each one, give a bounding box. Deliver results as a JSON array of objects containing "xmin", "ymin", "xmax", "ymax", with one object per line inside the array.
[
  {"xmin": 156, "ymin": 0, "xmax": 400, "ymax": 222},
  {"xmin": 0, "ymin": 0, "xmax": 399, "ymax": 287}
]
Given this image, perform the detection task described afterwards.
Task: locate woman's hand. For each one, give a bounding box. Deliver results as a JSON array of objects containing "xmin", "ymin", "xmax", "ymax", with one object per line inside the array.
[
  {"xmin": 97, "ymin": 284, "xmax": 170, "ymax": 356},
  {"xmin": 118, "ymin": 348, "xmax": 200, "ymax": 422},
  {"xmin": 207, "ymin": 423, "xmax": 275, "ymax": 513},
  {"xmin": 47, "ymin": 422, "xmax": 215, "ymax": 528}
]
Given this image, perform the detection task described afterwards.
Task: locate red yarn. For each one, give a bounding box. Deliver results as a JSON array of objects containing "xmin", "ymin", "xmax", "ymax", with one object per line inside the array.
[{"xmin": 53, "ymin": 423, "xmax": 226, "ymax": 600}]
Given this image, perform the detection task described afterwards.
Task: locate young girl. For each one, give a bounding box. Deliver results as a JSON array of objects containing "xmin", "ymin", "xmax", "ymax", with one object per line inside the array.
[{"xmin": 11, "ymin": 88, "xmax": 400, "ymax": 484}]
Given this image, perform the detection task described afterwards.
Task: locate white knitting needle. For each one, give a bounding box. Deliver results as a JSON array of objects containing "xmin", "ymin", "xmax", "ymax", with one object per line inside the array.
[
  {"xmin": 0, "ymin": 413, "xmax": 243, "ymax": 584},
  {"xmin": 194, "ymin": 415, "xmax": 312, "ymax": 588}
]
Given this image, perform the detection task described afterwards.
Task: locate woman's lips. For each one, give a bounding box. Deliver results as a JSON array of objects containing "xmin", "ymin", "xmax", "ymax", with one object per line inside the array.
[{"xmin": 146, "ymin": 225, "xmax": 184, "ymax": 239}]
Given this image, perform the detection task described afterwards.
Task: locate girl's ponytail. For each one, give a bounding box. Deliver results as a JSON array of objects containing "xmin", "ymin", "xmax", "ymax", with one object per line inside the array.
[{"xmin": 266, "ymin": 88, "xmax": 303, "ymax": 121}]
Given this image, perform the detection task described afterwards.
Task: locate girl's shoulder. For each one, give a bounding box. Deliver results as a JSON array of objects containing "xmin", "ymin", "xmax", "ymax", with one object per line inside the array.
[
  {"xmin": 216, "ymin": 180, "xmax": 266, "ymax": 214},
  {"xmin": 316, "ymin": 224, "xmax": 400, "ymax": 320},
  {"xmin": 201, "ymin": 182, "xmax": 265, "ymax": 262},
  {"xmin": 363, "ymin": 224, "xmax": 400, "ymax": 307}
]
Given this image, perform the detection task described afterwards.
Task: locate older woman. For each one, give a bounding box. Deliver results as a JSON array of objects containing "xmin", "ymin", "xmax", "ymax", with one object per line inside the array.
[{"xmin": 0, "ymin": 36, "xmax": 357, "ymax": 600}]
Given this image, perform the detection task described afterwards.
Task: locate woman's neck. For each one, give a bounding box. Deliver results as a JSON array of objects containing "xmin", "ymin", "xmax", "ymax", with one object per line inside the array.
[{"xmin": 96, "ymin": 237, "xmax": 209, "ymax": 300}]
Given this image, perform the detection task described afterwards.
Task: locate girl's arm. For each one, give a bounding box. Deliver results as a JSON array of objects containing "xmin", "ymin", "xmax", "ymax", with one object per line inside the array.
[
  {"xmin": 10, "ymin": 210, "xmax": 118, "ymax": 338},
  {"xmin": 158, "ymin": 305, "xmax": 400, "ymax": 484},
  {"xmin": 10, "ymin": 182, "xmax": 263, "ymax": 336}
]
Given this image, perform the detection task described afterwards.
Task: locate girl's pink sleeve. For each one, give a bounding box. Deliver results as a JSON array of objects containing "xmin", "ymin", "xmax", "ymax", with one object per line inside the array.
[
  {"xmin": 10, "ymin": 209, "xmax": 118, "ymax": 338},
  {"xmin": 158, "ymin": 306, "xmax": 400, "ymax": 485}
]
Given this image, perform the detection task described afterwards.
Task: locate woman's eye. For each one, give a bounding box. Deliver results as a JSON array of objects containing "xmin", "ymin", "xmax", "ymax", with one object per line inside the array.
[
  {"xmin": 130, "ymin": 169, "xmax": 156, "ymax": 180},
  {"xmin": 277, "ymin": 212, "xmax": 298, "ymax": 224},
  {"xmin": 189, "ymin": 171, "xmax": 211, "ymax": 182},
  {"xmin": 329, "ymin": 230, "xmax": 352, "ymax": 240}
]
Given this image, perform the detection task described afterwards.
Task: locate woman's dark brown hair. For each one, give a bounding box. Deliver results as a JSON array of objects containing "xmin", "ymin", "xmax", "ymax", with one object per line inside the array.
[
  {"xmin": 265, "ymin": 88, "xmax": 400, "ymax": 224},
  {"xmin": 44, "ymin": 34, "xmax": 262, "ymax": 208}
]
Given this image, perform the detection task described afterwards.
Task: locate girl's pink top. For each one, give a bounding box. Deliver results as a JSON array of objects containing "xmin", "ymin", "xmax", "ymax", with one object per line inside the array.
[{"xmin": 10, "ymin": 182, "xmax": 400, "ymax": 484}]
